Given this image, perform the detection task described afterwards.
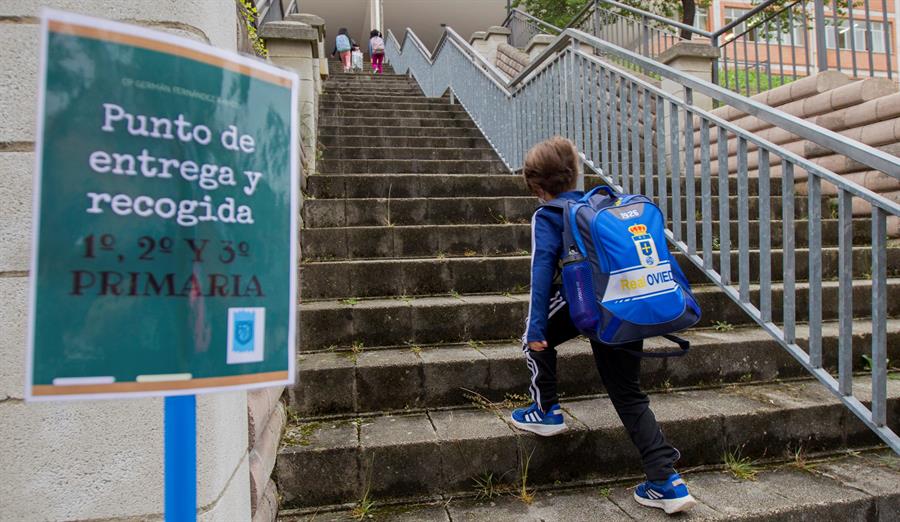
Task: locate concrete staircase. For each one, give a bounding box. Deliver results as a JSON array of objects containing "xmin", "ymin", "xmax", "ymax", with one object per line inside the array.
[{"xmin": 277, "ymin": 61, "xmax": 900, "ymax": 519}]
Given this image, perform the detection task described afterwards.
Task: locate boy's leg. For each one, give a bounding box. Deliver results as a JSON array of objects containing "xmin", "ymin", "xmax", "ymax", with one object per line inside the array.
[
  {"xmin": 591, "ymin": 340, "xmax": 680, "ymax": 481},
  {"xmin": 523, "ymin": 289, "xmax": 579, "ymax": 413}
]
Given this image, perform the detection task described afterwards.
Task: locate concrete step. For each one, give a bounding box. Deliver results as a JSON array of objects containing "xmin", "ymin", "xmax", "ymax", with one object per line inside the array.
[
  {"xmin": 297, "ymin": 279, "xmax": 900, "ymax": 350},
  {"xmin": 323, "ymin": 82, "xmax": 424, "ymax": 94},
  {"xmin": 318, "ymin": 125, "xmax": 485, "ymax": 138},
  {"xmin": 275, "ymin": 377, "xmax": 900, "ymax": 508},
  {"xmin": 299, "ymin": 247, "xmax": 897, "ymax": 300},
  {"xmin": 320, "ymin": 94, "xmax": 438, "ymax": 104},
  {"xmin": 289, "ymin": 319, "xmax": 900, "ymax": 415},
  {"xmin": 318, "ymin": 108, "xmax": 468, "ymax": 120},
  {"xmin": 318, "ymin": 135, "xmax": 491, "ymax": 149},
  {"xmin": 278, "ymin": 449, "xmax": 900, "ymax": 521},
  {"xmin": 301, "ymin": 196, "xmax": 533, "ymax": 228},
  {"xmin": 301, "ymin": 194, "xmax": 813, "ymax": 229},
  {"xmin": 305, "ymin": 173, "xmax": 782, "ymax": 199},
  {"xmin": 319, "ymin": 100, "xmax": 460, "ymax": 111},
  {"xmin": 317, "ymin": 159, "xmax": 509, "ymax": 175},
  {"xmin": 305, "ymin": 174, "xmax": 529, "ymax": 200},
  {"xmin": 320, "ymin": 146, "xmax": 498, "ymax": 161},
  {"xmin": 319, "ymin": 116, "xmax": 477, "ymax": 129},
  {"xmin": 299, "ymin": 220, "xmax": 868, "ymax": 261}
]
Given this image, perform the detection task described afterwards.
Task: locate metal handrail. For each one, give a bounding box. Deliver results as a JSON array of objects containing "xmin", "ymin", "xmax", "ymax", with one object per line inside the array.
[
  {"xmin": 502, "ymin": 7, "xmax": 562, "ymax": 35},
  {"xmin": 386, "ymin": 23, "xmax": 900, "ymax": 453}
]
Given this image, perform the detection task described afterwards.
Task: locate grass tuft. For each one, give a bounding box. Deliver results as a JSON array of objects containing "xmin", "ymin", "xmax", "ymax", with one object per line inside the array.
[
  {"xmin": 516, "ymin": 449, "xmax": 536, "ymax": 504},
  {"xmin": 598, "ymin": 486, "xmax": 612, "ymax": 498},
  {"xmin": 724, "ymin": 448, "xmax": 759, "ymax": 481},
  {"xmin": 713, "ymin": 320, "xmax": 735, "ymax": 332},
  {"xmin": 472, "ymin": 471, "xmax": 508, "ymax": 500},
  {"xmin": 341, "ymin": 298, "xmax": 359, "ymax": 306}
]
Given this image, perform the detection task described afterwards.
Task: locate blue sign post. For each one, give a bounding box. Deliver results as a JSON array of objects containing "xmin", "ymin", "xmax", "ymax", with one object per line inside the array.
[{"xmin": 165, "ymin": 395, "xmax": 197, "ymax": 521}]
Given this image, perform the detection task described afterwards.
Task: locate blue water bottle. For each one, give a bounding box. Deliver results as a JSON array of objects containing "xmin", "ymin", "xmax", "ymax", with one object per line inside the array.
[{"xmin": 561, "ymin": 248, "xmax": 600, "ymax": 334}]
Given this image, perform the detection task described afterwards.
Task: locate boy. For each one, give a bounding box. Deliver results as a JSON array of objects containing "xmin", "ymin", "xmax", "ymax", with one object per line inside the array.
[{"xmin": 511, "ymin": 137, "xmax": 697, "ymax": 515}]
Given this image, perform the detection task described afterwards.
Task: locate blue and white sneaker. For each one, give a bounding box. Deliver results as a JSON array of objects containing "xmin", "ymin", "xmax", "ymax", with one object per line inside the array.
[
  {"xmin": 633, "ymin": 473, "xmax": 697, "ymax": 514},
  {"xmin": 510, "ymin": 403, "xmax": 567, "ymax": 436}
]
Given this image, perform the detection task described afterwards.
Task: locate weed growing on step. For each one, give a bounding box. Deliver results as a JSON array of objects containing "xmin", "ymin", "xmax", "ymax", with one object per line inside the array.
[
  {"xmin": 395, "ymin": 294, "xmax": 413, "ymax": 304},
  {"xmin": 466, "ymin": 339, "xmax": 485, "ymax": 350},
  {"xmin": 489, "ymin": 208, "xmax": 511, "ymax": 225},
  {"xmin": 712, "ymin": 236, "xmax": 720, "ymax": 250},
  {"xmin": 598, "ymin": 486, "xmax": 612, "ymax": 498},
  {"xmin": 713, "ymin": 320, "xmax": 735, "ymax": 332},
  {"xmin": 723, "ymin": 448, "xmax": 759, "ymax": 481},
  {"xmin": 739, "ymin": 373, "xmax": 753, "ymax": 383},
  {"xmin": 351, "ymin": 475, "xmax": 376, "ymax": 520},
  {"xmin": 861, "ymin": 354, "xmax": 891, "ymax": 372},
  {"xmin": 449, "ymin": 289, "xmax": 462, "ymax": 300},
  {"xmin": 502, "ymin": 291, "xmax": 514, "ymax": 299},
  {"xmin": 436, "ymin": 251, "xmax": 447, "ymax": 260},
  {"xmin": 516, "ymin": 449, "xmax": 536, "ymax": 505},
  {"xmin": 512, "ymin": 283, "xmax": 530, "ymax": 294},
  {"xmin": 409, "ymin": 345, "xmax": 423, "ymax": 356},
  {"xmin": 463, "ymin": 249, "xmax": 477, "ymax": 257},
  {"xmin": 472, "ymin": 471, "xmax": 509, "ymax": 500},
  {"xmin": 341, "ymin": 298, "xmax": 359, "ymax": 306},
  {"xmin": 462, "ymin": 389, "xmax": 540, "ymax": 504},
  {"xmin": 661, "ymin": 379, "xmax": 673, "ymax": 393},
  {"xmin": 788, "ymin": 445, "xmax": 816, "ymax": 474},
  {"xmin": 281, "ymin": 421, "xmax": 322, "ymax": 448}
]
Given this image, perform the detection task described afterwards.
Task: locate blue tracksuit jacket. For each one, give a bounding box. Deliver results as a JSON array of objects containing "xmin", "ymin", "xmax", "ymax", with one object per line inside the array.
[{"xmin": 524, "ymin": 190, "xmax": 584, "ymax": 343}]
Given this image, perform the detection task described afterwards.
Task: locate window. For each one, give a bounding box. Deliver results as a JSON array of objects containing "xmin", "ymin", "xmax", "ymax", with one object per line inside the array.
[
  {"xmin": 724, "ymin": 7, "xmax": 752, "ymax": 39},
  {"xmin": 693, "ymin": 7, "xmax": 709, "ymax": 31},
  {"xmin": 825, "ymin": 20, "xmax": 887, "ymax": 53}
]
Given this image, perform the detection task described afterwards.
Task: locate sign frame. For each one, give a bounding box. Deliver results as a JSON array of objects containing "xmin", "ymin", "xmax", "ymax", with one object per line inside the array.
[{"xmin": 25, "ymin": 8, "xmax": 300, "ymax": 402}]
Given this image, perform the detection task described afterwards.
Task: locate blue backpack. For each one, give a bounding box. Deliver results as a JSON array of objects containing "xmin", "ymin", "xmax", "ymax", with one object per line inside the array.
[
  {"xmin": 336, "ymin": 34, "xmax": 351, "ymax": 52},
  {"xmin": 543, "ymin": 185, "xmax": 701, "ymax": 357}
]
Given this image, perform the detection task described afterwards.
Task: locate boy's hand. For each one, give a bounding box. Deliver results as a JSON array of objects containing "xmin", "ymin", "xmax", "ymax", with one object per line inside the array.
[{"xmin": 528, "ymin": 340, "xmax": 548, "ymax": 352}]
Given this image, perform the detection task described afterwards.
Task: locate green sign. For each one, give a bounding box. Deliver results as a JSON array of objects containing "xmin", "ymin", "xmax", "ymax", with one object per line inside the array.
[{"xmin": 27, "ymin": 10, "xmax": 299, "ymax": 400}]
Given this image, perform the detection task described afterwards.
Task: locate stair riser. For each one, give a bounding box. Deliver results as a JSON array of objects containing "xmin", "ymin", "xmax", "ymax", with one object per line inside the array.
[
  {"xmin": 298, "ymin": 281, "xmax": 900, "ymax": 350},
  {"xmin": 319, "ymin": 108, "xmax": 467, "ymax": 120},
  {"xmin": 317, "ymin": 159, "xmax": 509, "ymax": 175},
  {"xmin": 289, "ymin": 328, "xmax": 900, "ymax": 416},
  {"xmin": 303, "ymin": 175, "xmax": 788, "ymax": 200},
  {"xmin": 320, "ymin": 147, "xmax": 499, "ymax": 161},
  {"xmin": 324, "ymin": 86, "xmax": 423, "ymax": 93},
  {"xmin": 302, "ymin": 197, "xmax": 533, "ymax": 228},
  {"xmin": 320, "ymin": 94, "xmax": 439, "ymax": 104},
  {"xmin": 318, "ymin": 136, "xmax": 491, "ymax": 150},
  {"xmin": 319, "ymin": 126, "xmax": 484, "ymax": 137},
  {"xmin": 300, "ymin": 220, "xmax": 871, "ymax": 261},
  {"xmin": 300, "ymin": 247, "xmax": 896, "ymax": 300},
  {"xmin": 301, "ymin": 196, "xmax": 809, "ymax": 229},
  {"xmin": 319, "ymin": 117, "xmax": 476, "ymax": 129},
  {"xmin": 275, "ymin": 390, "xmax": 899, "ymax": 508},
  {"xmin": 320, "ymin": 101, "xmax": 461, "ymax": 111}
]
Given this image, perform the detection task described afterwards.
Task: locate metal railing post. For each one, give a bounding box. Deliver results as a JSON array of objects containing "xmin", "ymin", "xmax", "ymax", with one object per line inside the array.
[{"xmin": 813, "ymin": 0, "xmax": 829, "ymax": 72}]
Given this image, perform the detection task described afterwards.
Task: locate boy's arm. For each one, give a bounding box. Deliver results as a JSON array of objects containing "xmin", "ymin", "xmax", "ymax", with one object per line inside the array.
[{"xmin": 525, "ymin": 208, "xmax": 563, "ymax": 344}]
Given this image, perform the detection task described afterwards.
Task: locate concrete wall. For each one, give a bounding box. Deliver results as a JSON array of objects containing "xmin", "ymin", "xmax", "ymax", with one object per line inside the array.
[{"xmin": 0, "ymin": 2, "xmax": 251, "ymax": 520}]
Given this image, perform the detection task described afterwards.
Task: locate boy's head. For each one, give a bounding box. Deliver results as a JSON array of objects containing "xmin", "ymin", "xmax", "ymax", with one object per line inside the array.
[{"xmin": 523, "ymin": 137, "xmax": 579, "ymax": 200}]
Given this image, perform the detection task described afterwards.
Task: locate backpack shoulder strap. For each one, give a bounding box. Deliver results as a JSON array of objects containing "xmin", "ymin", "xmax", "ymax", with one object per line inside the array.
[{"xmin": 541, "ymin": 198, "xmax": 586, "ymax": 259}]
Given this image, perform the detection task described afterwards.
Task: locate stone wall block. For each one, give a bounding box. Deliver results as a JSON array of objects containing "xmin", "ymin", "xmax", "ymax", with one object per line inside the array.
[
  {"xmin": 248, "ymin": 385, "xmax": 285, "ymax": 447},
  {"xmin": 0, "ymin": 152, "xmax": 33, "ymax": 273},
  {"xmin": 249, "ymin": 401, "xmax": 285, "ymax": 515}
]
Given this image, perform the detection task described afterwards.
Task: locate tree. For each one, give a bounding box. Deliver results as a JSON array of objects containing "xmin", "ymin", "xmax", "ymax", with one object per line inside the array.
[{"xmin": 511, "ymin": 0, "xmax": 708, "ymax": 40}]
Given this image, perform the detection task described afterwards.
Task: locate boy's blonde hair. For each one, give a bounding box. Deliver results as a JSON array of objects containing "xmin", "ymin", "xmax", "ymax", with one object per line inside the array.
[{"xmin": 523, "ymin": 137, "xmax": 579, "ymax": 198}]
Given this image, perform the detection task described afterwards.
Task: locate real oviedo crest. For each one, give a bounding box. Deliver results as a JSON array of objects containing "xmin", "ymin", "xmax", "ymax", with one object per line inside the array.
[{"xmin": 628, "ymin": 224, "xmax": 660, "ymax": 268}]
